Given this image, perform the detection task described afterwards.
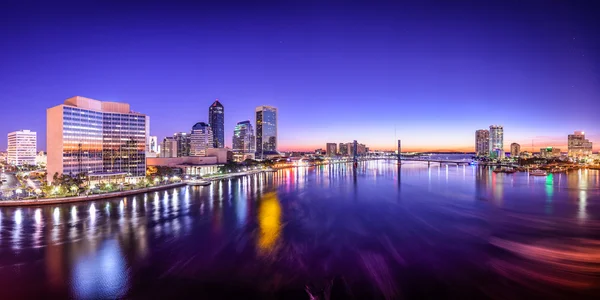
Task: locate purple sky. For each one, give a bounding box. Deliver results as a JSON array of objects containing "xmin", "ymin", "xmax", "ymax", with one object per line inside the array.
[{"xmin": 1, "ymin": 0, "xmax": 598, "ymax": 152}]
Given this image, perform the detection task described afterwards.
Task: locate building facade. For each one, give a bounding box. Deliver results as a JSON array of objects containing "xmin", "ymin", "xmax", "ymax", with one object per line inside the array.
[
  {"xmin": 568, "ymin": 131, "xmax": 593, "ymax": 158},
  {"xmin": 190, "ymin": 122, "xmax": 214, "ymax": 157},
  {"xmin": 339, "ymin": 143, "xmax": 348, "ymax": 156},
  {"xmin": 540, "ymin": 147, "xmax": 561, "ymax": 159},
  {"xmin": 173, "ymin": 132, "xmax": 191, "ymax": 157},
  {"xmin": 475, "ymin": 129, "xmax": 490, "ymax": 156},
  {"xmin": 489, "ymin": 125, "xmax": 504, "ymax": 157},
  {"xmin": 47, "ymin": 96, "xmax": 147, "ymax": 183},
  {"xmin": 159, "ymin": 137, "xmax": 178, "ymax": 158},
  {"xmin": 232, "ymin": 120, "xmax": 255, "ymax": 162},
  {"xmin": 149, "ymin": 136, "xmax": 158, "ymax": 153},
  {"xmin": 255, "ymin": 105, "xmax": 278, "ymax": 159},
  {"xmin": 7, "ymin": 130, "xmax": 37, "ymax": 166},
  {"xmin": 209, "ymin": 100, "xmax": 225, "ymax": 148},
  {"xmin": 326, "ymin": 143, "xmax": 337, "ymax": 157},
  {"xmin": 510, "ymin": 143, "xmax": 521, "ymax": 157}
]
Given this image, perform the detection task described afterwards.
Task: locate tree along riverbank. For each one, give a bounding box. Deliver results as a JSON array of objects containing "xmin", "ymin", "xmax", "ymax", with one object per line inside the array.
[{"xmin": 0, "ymin": 182, "xmax": 186, "ymax": 207}]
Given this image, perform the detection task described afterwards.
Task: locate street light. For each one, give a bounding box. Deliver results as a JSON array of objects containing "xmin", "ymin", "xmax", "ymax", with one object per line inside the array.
[{"xmin": 16, "ymin": 188, "xmax": 22, "ymax": 199}]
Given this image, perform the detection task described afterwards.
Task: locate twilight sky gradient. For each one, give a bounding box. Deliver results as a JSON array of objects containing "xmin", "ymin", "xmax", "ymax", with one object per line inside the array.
[{"xmin": 0, "ymin": 0, "xmax": 598, "ymax": 152}]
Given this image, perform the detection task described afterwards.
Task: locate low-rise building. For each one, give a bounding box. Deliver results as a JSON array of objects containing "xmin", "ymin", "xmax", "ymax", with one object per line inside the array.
[
  {"xmin": 540, "ymin": 147, "xmax": 561, "ymax": 159},
  {"xmin": 146, "ymin": 156, "xmax": 222, "ymax": 177}
]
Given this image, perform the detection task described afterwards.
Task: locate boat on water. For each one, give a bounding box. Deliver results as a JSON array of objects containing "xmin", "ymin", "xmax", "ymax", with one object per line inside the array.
[
  {"xmin": 264, "ymin": 168, "xmax": 277, "ymax": 172},
  {"xmin": 529, "ymin": 169, "xmax": 548, "ymax": 176},
  {"xmin": 187, "ymin": 179, "xmax": 211, "ymax": 186}
]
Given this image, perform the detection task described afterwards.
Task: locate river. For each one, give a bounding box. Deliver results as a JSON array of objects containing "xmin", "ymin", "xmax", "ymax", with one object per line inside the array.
[{"xmin": 1, "ymin": 161, "xmax": 599, "ymax": 299}]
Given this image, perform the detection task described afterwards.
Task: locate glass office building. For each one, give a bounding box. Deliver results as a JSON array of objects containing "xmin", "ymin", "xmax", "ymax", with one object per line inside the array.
[
  {"xmin": 47, "ymin": 96, "xmax": 147, "ymax": 183},
  {"xmin": 255, "ymin": 105, "xmax": 277, "ymax": 159},
  {"xmin": 233, "ymin": 120, "xmax": 255, "ymax": 154},
  {"xmin": 209, "ymin": 100, "xmax": 225, "ymax": 148}
]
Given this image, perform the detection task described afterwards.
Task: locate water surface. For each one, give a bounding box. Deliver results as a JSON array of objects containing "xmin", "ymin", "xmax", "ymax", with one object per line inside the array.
[{"xmin": 1, "ymin": 161, "xmax": 599, "ymax": 299}]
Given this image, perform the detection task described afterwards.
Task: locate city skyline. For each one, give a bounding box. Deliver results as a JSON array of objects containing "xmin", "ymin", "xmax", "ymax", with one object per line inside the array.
[{"xmin": 1, "ymin": 1, "xmax": 599, "ymax": 153}]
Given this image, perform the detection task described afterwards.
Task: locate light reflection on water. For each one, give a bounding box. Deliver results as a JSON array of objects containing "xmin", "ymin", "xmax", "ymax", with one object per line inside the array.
[{"xmin": 0, "ymin": 162, "xmax": 598, "ymax": 299}]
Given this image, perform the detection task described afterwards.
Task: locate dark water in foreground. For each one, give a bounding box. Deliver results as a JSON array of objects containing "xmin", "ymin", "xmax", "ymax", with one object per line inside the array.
[{"xmin": 1, "ymin": 161, "xmax": 600, "ymax": 299}]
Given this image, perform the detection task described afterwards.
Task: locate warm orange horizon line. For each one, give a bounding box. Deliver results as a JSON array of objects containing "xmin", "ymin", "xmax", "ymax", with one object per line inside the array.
[{"xmin": 279, "ymin": 144, "xmax": 600, "ymax": 153}]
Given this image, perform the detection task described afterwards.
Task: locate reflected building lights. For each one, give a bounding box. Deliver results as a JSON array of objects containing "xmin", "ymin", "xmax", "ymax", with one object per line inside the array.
[
  {"xmin": 14, "ymin": 208, "xmax": 23, "ymax": 225},
  {"xmin": 53, "ymin": 207, "xmax": 60, "ymax": 223},
  {"xmin": 72, "ymin": 240, "xmax": 128, "ymax": 299},
  {"xmin": 89, "ymin": 204, "xmax": 96, "ymax": 225},
  {"xmin": 34, "ymin": 208, "xmax": 42, "ymax": 224},
  {"xmin": 578, "ymin": 191, "xmax": 587, "ymax": 221},
  {"xmin": 545, "ymin": 173, "xmax": 554, "ymax": 214},
  {"xmin": 71, "ymin": 206, "xmax": 78, "ymax": 222},
  {"xmin": 257, "ymin": 192, "xmax": 282, "ymax": 255}
]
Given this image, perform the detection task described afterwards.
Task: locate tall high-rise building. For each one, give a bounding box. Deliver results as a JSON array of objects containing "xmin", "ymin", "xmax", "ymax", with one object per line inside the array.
[
  {"xmin": 347, "ymin": 142, "xmax": 355, "ymax": 157},
  {"xmin": 510, "ymin": 143, "xmax": 521, "ymax": 157},
  {"xmin": 233, "ymin": 120, "xmax": 255, "ymax": 154},
  {"xmin": 47, "ymin": 96, "xmax": 147, "ymax": 182},
  {"xmin": 190, "ymin": 122, "xmax": 213, "ymax": 157},
  {"xmin": 326, "ymin": 143, "xmax": 337, "ymax": 157},
  {"xmin": 568, "ymin": 131, "xmax": 593, "ymax": 158},
  {"xmin": 339, "ymin": 143, "xmax": 348, "ymax": 156},
  {"xmin": 255, "ymin": 105, "xmax": 278, "ymax": 159},
  {"xmin": 208, "ymin": 100, "xmax": 225, "ymax": 148},
  {"xmin": 173, "ymin": 132, "xmax": 191, "ymax": 157},
  {"xmin": 159, "ymin": 137, "xmax": 177, "ymax": 158},
  {"xmin": 475, "ymin": 130, "xmax": 490, "ymax": 156},
  {"xmin": 7, "ymin": 130, "xmax": 37, "ymax": 166},
  {"xmin": 489, "ymin": 125, "xmax": 504, "ymax": 157}
]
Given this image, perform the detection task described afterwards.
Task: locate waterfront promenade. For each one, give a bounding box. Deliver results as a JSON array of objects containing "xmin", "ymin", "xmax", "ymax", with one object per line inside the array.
[{"xmin": 0, "ymin": 182, "xmax": 186, "ymax": 207}]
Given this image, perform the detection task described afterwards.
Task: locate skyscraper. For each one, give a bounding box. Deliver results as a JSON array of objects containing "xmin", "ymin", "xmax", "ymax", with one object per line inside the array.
[
  {"xmin": 173, "ymin": 132, "xmax": 191, "ymax": 157},
  {"xmin": 475, "ymin": 130, "xmax": 490, "ymax": 156},
  {"xmin": 7, "ymin": 130, "xmax": 37, "ymax": 166},
  {"xmin": 233, "ymin": 120, "xmax": 255, "ymax": 157},
  {"xmin": 47, "ymin": 96, "xmax": 147, "ymax": 182},
  {"xmin": 489, "ymin": 125, "xmax": 504, "ymax": 157},
  {"xmin": 190, "ymin": 122, "xmax": 214, "ymax": 157},
  {"xmin": 159, "ymin": 137, "xmax": 177, "ymax": 158},
  {"xmin": 568, "ymin": 131, "xmax": 593, "ymax": 158},
  {"xmin": 255, "ymin": 105, "xmax": 278, "ymax": 159},
  {"xmin": 510, "ymin": 143, "xmax": 521, "ymax": 157},
  {"xmin": 326, "ymin": 143, "xmax": 337, "ymax": 157},
  {"xmin": 208, "ymin": 100, "xmax": 225, "ymax": 148}
]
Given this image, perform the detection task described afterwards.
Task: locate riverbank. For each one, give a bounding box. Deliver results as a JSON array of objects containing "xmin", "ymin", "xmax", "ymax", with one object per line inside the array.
[
  {"xmin": 205, "ymin": 169, "xmax": 267, "ymax": 180},
  {"xmin": 0, "ymin": 182, "xmax": 187, "ymax": 207}
]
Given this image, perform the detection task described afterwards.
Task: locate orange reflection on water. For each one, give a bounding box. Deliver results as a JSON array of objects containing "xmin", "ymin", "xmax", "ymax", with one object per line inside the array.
[{"xmin": 257, "ymin": 192, "xmax": 282, "ymax": 256}]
